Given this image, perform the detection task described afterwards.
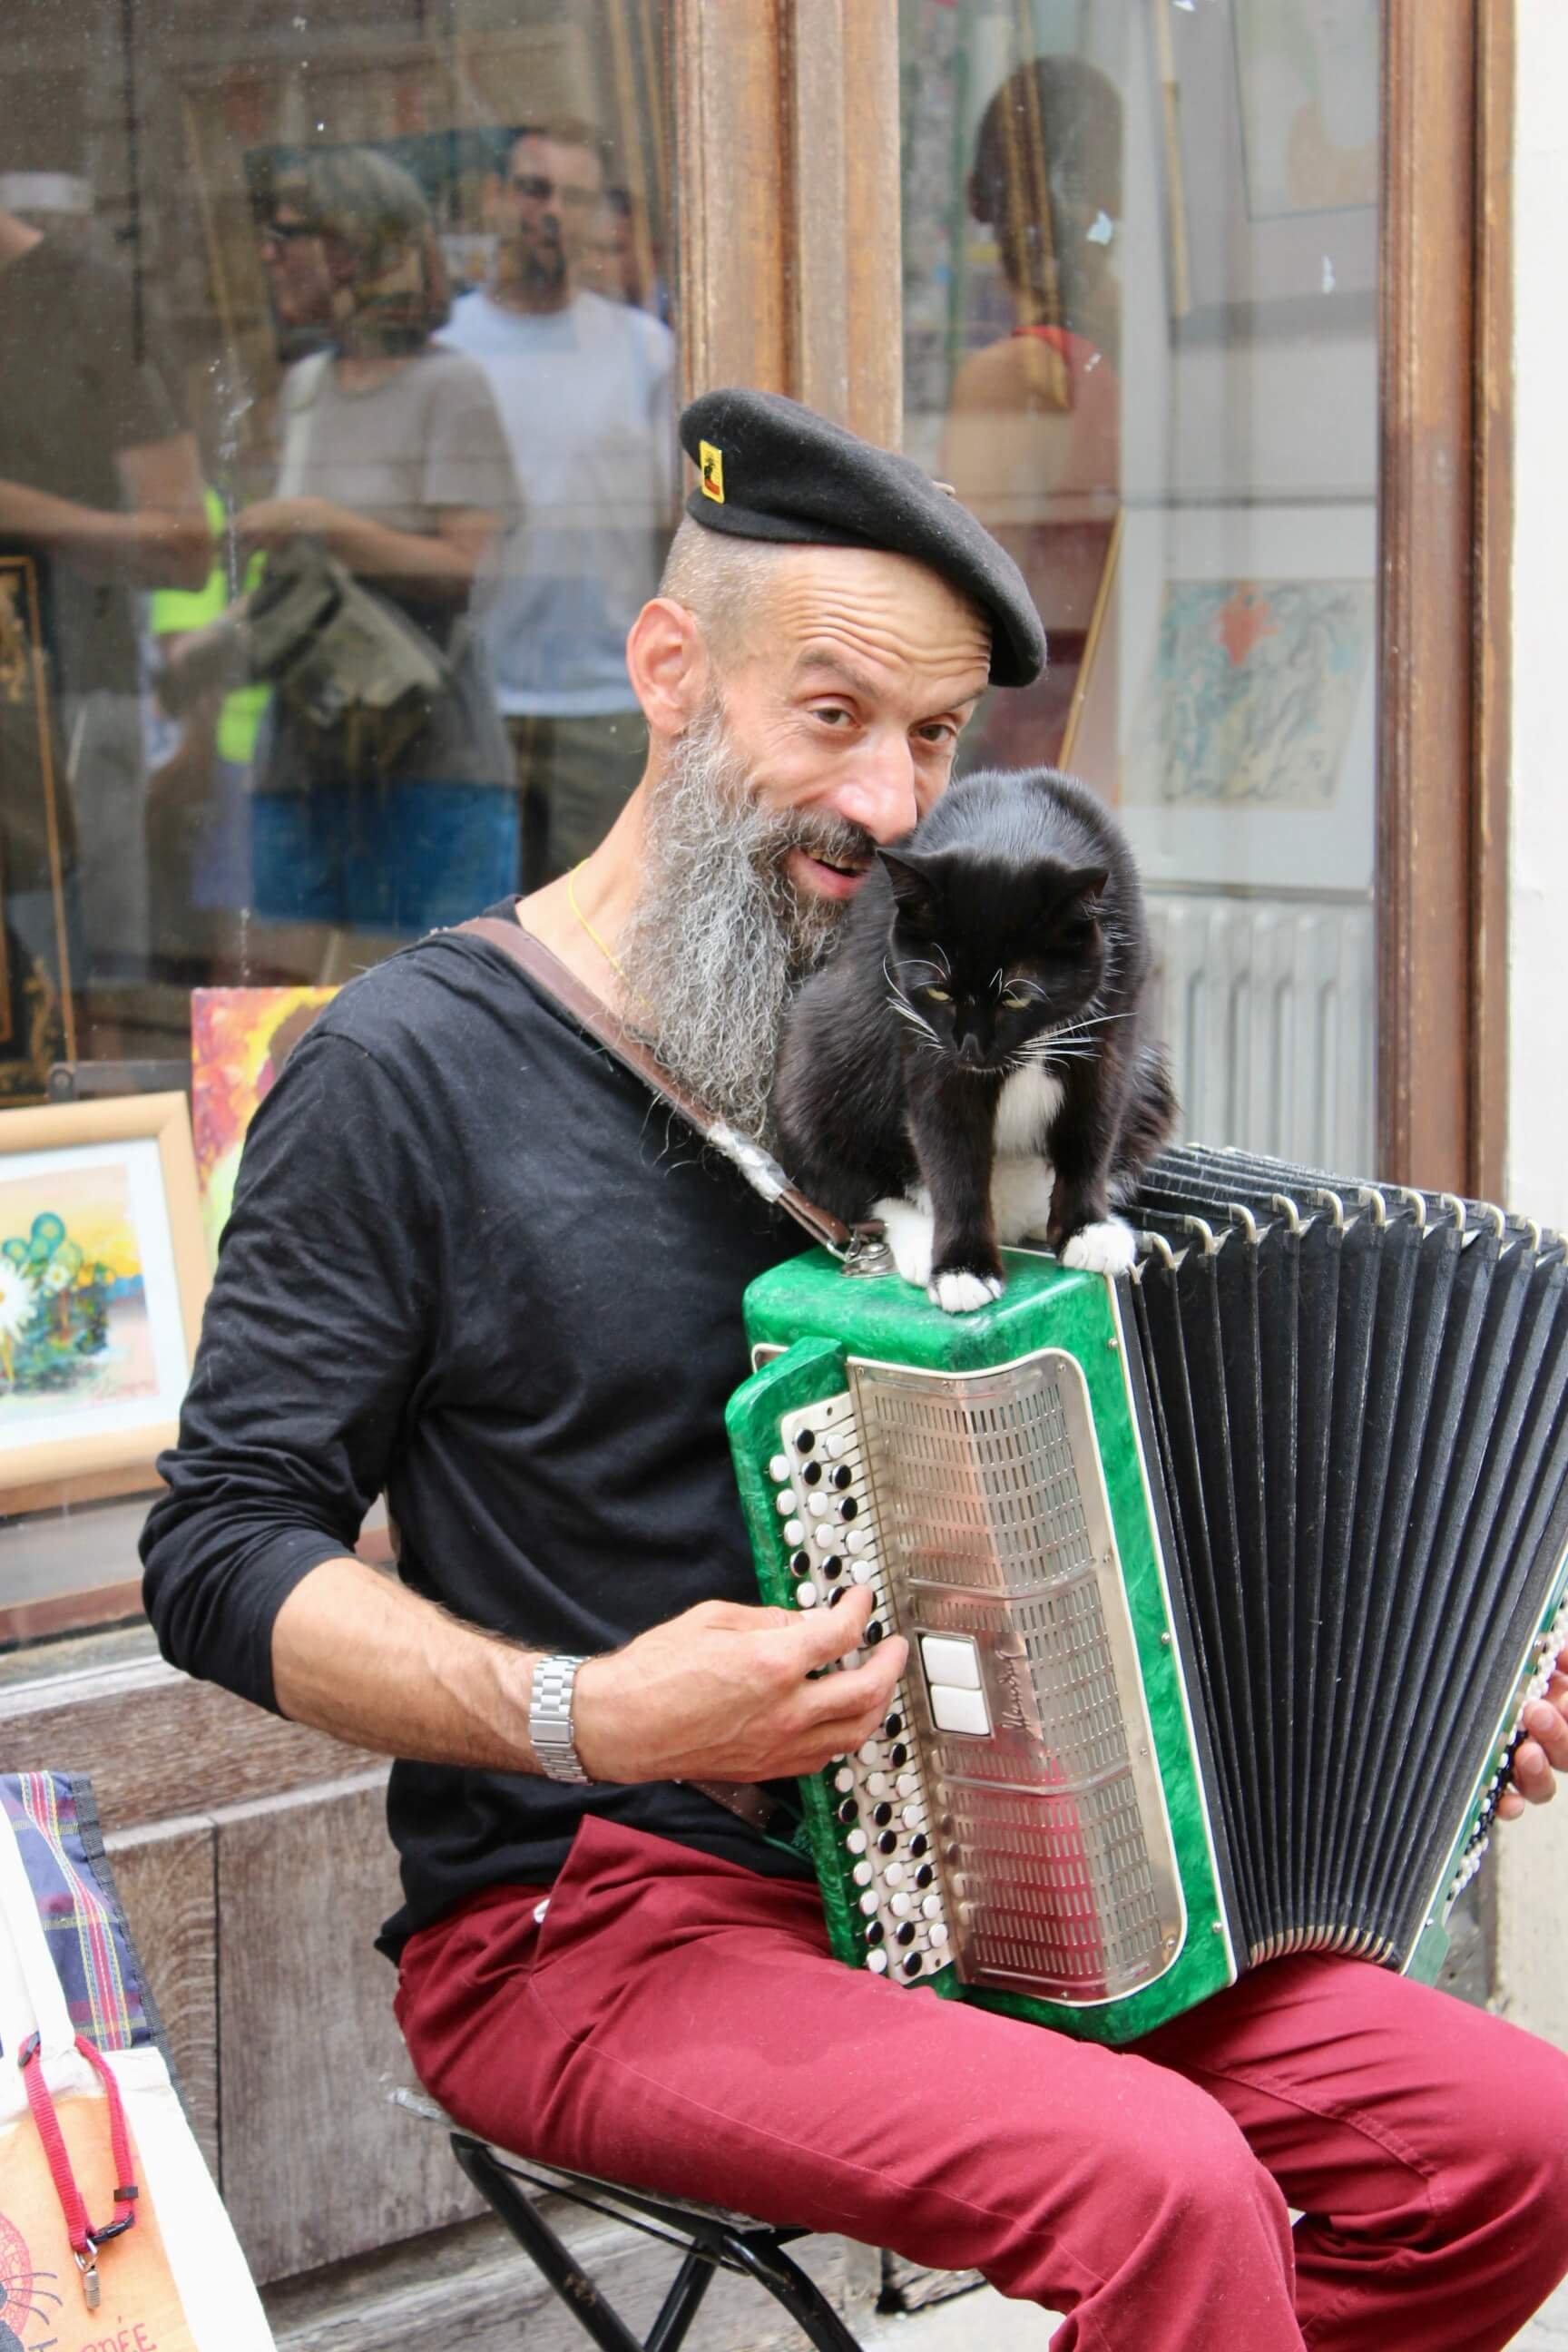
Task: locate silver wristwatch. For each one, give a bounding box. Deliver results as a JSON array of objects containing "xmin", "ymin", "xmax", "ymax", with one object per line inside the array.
[{"xmin": 529, "ymin": 1653, "xmax": 592, "ymax": 1784}]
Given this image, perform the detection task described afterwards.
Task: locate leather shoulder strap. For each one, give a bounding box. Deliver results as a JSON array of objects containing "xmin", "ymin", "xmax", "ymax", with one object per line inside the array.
[{"xmin": 457, "ymin": 913, "xmax": 860, "ymax": 1259}]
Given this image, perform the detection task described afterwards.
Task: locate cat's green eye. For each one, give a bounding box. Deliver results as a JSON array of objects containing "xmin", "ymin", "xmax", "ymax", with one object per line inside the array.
[
  {"xmin": 926, "ymin": 987, "xmax": 952, "ymax": 1003},
  {"xmin": 1002, "ymin": 990, "xmax": 1030, "ymax": 1010}
]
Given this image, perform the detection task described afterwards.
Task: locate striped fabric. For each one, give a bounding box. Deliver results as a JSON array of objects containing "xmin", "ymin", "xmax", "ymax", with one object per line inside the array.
[{"xmin": 1, "ymin": 1771, "xmax": 149, "ymax": 2056}]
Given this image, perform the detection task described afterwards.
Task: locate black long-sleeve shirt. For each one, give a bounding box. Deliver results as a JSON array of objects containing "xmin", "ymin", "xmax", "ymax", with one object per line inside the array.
[{"xmin": 142, "ymin": 916, "xmax": 812, "ymax": 1956}]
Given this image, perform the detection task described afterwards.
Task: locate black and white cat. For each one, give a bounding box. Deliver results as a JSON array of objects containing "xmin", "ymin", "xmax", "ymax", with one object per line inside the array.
[{"xmin": 771, "ymin": 768, "xmax": 1176, "ymax": 1313}]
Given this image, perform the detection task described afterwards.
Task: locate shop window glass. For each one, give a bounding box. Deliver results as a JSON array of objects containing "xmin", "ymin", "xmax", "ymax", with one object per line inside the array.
[
  {"xmin": 0, "ymin": 0, "xmax": 676, "ymax": 1649},
  {"xmin": 901, "ymin": 0, "xmax": 1379, "ymax": 1172}
]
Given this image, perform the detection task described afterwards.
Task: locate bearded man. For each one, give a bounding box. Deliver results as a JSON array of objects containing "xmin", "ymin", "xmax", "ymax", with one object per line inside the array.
[{"xmin": 143, "ymin": 390, "xmax": 1568, "ymax": 2352}]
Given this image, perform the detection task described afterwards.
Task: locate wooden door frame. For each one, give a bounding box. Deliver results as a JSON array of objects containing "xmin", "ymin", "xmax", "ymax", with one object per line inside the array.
[
  {"xmin": 674, "ymin": 0, "xmax": 1513, "ymax": 1198},
  {"xmin": 1379, "ymin": 0, "xmax": 1513, "ymax": 1198}
]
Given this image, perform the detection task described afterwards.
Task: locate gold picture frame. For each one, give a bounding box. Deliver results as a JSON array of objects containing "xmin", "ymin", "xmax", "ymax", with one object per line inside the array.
[
  {"xmin": 0, "ymin": 1093, "xmax": 208, "ymax": 1499},
  {"xmin": 0, "ymin": 554, "xmax": 76, "ymax": 1105}
]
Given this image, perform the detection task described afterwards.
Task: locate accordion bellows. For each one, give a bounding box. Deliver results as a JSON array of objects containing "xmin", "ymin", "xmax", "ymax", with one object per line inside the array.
[{"xmin": 726, "ymin": 1145, "xmax": 1568, "ymax": 2044}]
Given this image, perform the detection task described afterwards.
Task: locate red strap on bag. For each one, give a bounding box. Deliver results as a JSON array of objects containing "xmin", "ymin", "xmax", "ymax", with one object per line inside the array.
[{"xmin": 19, "ymin": 2029, "xmax": 139, "ymax": 2309}]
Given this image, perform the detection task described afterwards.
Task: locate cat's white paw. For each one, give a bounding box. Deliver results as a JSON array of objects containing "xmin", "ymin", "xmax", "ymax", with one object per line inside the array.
[
  {"xmin": 930, "ymin": 1268, "xmax": 1004, "ymax": 1314},
  {"xmin": 1061, "ymin": 1217, "xmax": 1138, "ymax": 1278},
  {"xmin": 991, "ymin": 1155, "xmax": 1057, "ymax": 1245},
  {"xmin": 872, "ymin": 1195, "xmax": 934, "ymax": 1289}
]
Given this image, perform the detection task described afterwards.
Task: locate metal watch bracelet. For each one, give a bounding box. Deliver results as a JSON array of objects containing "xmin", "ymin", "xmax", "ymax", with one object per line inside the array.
[{"xmin": 528, "ymin": 1653, "xmax": 592, "ymax": 1784}]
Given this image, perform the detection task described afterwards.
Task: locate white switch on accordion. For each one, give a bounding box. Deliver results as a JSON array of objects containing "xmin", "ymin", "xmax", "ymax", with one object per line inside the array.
[
  {"xmin": 928, "ymin": 1683, "xmax": 992, "ymax": 1737},
  {"xmin": 919, "ymin": 1633, "xmax": 993, "ymax": 1737}
]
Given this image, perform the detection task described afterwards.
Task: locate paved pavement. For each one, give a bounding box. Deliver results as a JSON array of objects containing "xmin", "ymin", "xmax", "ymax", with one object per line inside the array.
[{"xmin": 858, "ymin": 2270, "xmax": 1568, "ymax": 2347}]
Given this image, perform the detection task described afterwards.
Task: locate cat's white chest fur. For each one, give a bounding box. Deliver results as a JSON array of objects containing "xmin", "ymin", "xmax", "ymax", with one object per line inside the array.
[{"xmin": 995, "ymin": 1064, "xmax": 1064, "ymax": 1156}]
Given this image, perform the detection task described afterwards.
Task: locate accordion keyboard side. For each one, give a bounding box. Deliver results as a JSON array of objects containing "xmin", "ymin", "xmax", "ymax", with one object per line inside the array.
[{"xmin": 730, "ymin": 1250, "xmax": 1237, "ymax": 2044}]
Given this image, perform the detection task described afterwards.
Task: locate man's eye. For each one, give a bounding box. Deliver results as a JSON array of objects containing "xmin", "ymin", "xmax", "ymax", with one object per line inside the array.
[
  {"xmin": 916, "ymin": 724, "xmax": 956, "ymax": 746},
  {"xmin": 926, "ymin": 987, "xmax": 952, "ymax": 1004},
  {"xmin": 814, "ymin": 706, "xmax": 852, "ymax": 727}
]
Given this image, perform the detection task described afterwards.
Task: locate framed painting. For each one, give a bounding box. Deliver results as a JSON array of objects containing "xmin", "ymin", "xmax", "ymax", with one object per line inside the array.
[
  {"xmin": 1068, "ymin": 499, "xmax": 1377, "ymax": 894},
  {"xmin": 0, "ymin": 555, "xmax": 75, "ymax": 1107},
  {"xmin": 191, "ymin": 987, "xmax": 336, "ymax": 1265},
  {"xmin": 1154, "ymin": 0, "xmax": 1379, "ymax": 337},
  {"xmin": 0, "ymin": 1094, "xmax": 208, "ymax": 1498}
]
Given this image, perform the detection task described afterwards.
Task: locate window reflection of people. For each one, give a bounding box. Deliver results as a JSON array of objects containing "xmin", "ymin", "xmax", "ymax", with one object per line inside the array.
[
  {"xmin": 238, "ymin": 148, "xmax": 523, "ymax": 938},
  {"xmin": 439, "ymin": 123, "xmax": 676, "ymax": 887},
  {"xmin": 938, "ymin": 57, "xmax": 1122, "ymax": 774},
  {"xmin": 0, "ymin": 191, "xmax": 209, "ymax": 1004}
]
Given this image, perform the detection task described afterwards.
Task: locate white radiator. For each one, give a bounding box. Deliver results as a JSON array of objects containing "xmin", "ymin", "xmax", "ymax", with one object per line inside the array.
[{"xmin": 1144, "ymin": 891, "xmax": 1376, "ymax": 1175}]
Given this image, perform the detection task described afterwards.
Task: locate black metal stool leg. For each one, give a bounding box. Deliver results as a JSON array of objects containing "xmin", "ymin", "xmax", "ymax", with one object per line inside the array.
[
  {"xmin": 720, "ymin": 2230, "xmax": 868, "ymax": 2352},
  {"xmin": 643, "ymin": 2246, "xmax": 719, "ymax": 2352},
  {"xmin": 452, "ymin": 2134, "xmax": 644, "ymax": 2352}
]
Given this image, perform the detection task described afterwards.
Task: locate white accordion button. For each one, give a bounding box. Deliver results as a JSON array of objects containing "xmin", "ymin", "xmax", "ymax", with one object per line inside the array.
[
  {"xmin": 797, "ymin": 1583, "xmax": 818, "ymax": 1609},
  {"xmin": 834, "ymin": 1767, "xmax": 856, "ymax": 1794},
  {"xmin": 928, "ymin": 1684, "xmax": 992, "ymax": 1737},
  {"xmin": 929, "ymin": 1922, "xmax": 950, "ymax": 1947},
  {"xmin": 919, "ymin": 1634, "xmax": 982, "ymax": 1690},
  {"xmin": 775, "ymin": 1490, "xmax": 797, "ymax": 1514},
  {"xmin": 783, "ymin": 1519, "xmax": 806, "ymax": 1545},
  {"xmin": 859, "ymin": 1891, "xmax": 879, "ymax": 1916},
  {"xmin": 867, "ymin": 1947, "xmax": 889, "ymax": 1974}
]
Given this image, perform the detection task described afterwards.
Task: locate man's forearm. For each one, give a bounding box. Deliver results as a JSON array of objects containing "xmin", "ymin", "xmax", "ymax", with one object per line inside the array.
[
  {"xmin": 269, "ymin": 1554, "xmax": 909, "ymax": 1788},
  {"xmin": 271, "ymin": 1555, "xmax": 547, "ymax": 1770},
  {"xmin": 0, "ymin": 476, "xmax": 210, "ymax": 587}
]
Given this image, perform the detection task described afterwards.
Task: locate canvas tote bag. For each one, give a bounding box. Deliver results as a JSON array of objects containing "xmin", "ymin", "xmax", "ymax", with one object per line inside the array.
[{"xmin": 0, "ymin": 1772, "xmax": 274, "ymax": 2350}]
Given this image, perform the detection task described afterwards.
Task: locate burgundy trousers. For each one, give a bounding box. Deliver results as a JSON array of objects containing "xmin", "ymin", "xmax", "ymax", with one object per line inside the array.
[{"xmin": 396, "ymin": 1817, "xmax": 1568, "ymax": 2351}]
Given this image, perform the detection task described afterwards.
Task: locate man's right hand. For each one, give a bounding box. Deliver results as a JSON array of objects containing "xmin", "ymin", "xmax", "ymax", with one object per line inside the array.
[{"xmin": 572, "ymin": 1585, "xmax": 907, "ymax": 1786}]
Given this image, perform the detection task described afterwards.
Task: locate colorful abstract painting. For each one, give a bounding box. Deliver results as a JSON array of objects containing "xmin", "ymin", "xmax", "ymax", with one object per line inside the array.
[
  {"xmin": 0, "ymin": 1160, "xmax": 154, "ymax": 1422},
  {"xmin": 1122, "ymin": 577, "xmax": 1374, "ymax": 811},
  {"xmin": 191, "ymin": 987, "xmax": 336, "ymax": 1263}
]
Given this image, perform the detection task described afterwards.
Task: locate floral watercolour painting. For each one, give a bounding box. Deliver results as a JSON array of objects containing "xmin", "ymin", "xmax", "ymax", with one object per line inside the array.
[
  {"xmin": 191, "ymin": 988, "xmax": 336, "ymax": 1265},
  {"xmin": 0, "ymin": 1095, "xmax": 207, "ymax": 1496},
  {"xmin": 1068, "ymin": 502, "xmax": 1377, "ymax": 896}
]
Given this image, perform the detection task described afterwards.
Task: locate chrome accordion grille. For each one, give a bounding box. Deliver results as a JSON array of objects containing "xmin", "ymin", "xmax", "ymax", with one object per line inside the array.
[{"xmin": 852, "ymin": 1353, "xmax": 1183, "ymax": 2004}]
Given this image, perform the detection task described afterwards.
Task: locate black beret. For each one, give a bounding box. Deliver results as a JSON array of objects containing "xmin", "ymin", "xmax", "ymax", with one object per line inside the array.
[{"xmin": 677, "ymin": 387, "xmax": 1046, "ymax": 689}]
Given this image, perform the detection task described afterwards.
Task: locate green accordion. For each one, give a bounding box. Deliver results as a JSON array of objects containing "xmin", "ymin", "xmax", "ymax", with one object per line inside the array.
[{"xmin": 724, "ymin": 1148, "xmax": 1568, "ymax": 2044}]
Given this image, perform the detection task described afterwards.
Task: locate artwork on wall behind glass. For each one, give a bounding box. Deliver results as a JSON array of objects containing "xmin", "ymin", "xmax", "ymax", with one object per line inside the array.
[
  {"xmin": 0, "ymin": 556, "xmax": 75, "ymax": 1106},
  {"xmin": 0, "ymin": 1094, "xmax": 207, "ymax": 1496},
  {"xmin": 191, "ymin": 987, "xmax": 336, "ymax": 1265},
  {"xmin": 1155, "ymin": 0, "xmax": 1378, "ymax": 333},
  {"xmin": 1068, "ymin": 501, "xmax": 1377, "ymax": 893}
]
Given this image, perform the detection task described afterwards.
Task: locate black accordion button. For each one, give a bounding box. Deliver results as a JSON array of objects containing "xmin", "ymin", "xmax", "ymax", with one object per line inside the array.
[
  {"xmin": 794, "ymin": 1428, "xmax": 816, "ymax": 1454},
  {"xmin": 838, "ymin": 1497, "xmax": 859, "ymax": 1523}
]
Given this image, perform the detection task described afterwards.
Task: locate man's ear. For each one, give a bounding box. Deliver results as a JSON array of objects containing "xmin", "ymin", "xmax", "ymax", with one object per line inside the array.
[
  {"xmin": 877, "ymin": 848, "xmax": 939, "ymax": 932},
  {"xmin": 626, "ymin": 595, "xmax": 709, "ymax": 740}
]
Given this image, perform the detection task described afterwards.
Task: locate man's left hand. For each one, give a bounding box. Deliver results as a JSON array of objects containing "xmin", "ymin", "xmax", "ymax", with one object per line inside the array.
[{"xmin": 1496, "ymin": 1641, "xmax": 1568, "ymax": 1819}]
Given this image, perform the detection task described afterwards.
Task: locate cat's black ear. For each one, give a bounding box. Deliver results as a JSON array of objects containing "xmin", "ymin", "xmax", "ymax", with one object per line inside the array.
[
  {"xmin": 1065, "ymin": 865, "xmax": 1111, "ymax": 911},
  {"xmin": 877, "ymin": 848, "xmax": 940, "ymax": 931}
]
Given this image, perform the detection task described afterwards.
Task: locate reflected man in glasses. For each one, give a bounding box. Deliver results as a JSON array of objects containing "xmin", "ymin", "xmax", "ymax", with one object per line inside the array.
[{"xmin": 438, "ymin": 121, "xmax": 677, "ymax": 889}]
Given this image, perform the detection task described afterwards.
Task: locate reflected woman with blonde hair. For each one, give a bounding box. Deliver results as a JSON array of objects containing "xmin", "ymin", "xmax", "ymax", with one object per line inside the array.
[{"xmin": 239, "ymin": 145, "xmax": 524, "ymax": 934}]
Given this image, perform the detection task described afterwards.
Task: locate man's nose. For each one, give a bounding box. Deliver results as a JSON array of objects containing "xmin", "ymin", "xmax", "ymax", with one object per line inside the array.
[{"xmin": 835, "ymin": 737, "xmax": 919, "ymax": 843}]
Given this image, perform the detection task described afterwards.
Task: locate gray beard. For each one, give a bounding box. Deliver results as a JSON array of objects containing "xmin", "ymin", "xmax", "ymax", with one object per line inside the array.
[{"xmin": 618, "ymin": 700, "xmax": 874, "ymax": 1140}]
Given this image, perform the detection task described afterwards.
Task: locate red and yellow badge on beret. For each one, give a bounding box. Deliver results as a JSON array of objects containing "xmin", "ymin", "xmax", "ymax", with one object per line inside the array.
[{"xmin": 699, "ymin": 440, "xmax": 725, "ymax": 503}]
